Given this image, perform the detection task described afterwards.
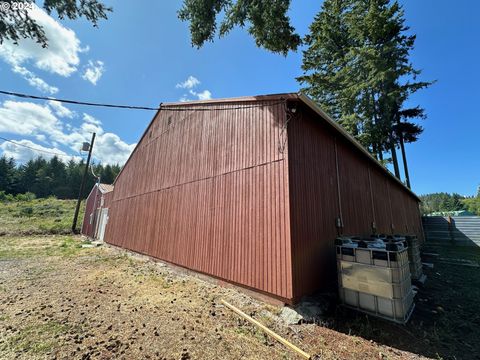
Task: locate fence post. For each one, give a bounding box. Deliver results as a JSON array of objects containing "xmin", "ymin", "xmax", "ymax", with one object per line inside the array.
[{"xmin": 447, "ymin": 216, "xmax": 455, "ymax": 244}]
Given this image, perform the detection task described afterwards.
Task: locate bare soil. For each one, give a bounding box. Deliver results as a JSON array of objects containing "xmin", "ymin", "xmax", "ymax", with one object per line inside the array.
[{"xmin": 0, "ymin": 235, "xmax": 477, "ymax": 359}]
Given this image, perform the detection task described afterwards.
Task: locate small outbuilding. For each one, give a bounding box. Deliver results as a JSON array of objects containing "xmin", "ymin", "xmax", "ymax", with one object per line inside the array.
[
  {"xmin": 82, "ymin": 183, "xmax": 114, "ymax": 241},
  {"xmin": 104, "ymin": 93, "xmax": 423, "ymax": 304}
]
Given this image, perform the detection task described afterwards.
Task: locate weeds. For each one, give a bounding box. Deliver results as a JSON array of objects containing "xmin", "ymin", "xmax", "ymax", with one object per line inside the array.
[
  {"xmin": 1, "ymin": 321, "xmax": 71, "ymax": 355},
  {"xmin": 0, "ymin": 198, "xmax": 84, "ymax": 236},
  {"xmin": 0, "ymin": 235, "xmax": 89, "ymax": 260}
]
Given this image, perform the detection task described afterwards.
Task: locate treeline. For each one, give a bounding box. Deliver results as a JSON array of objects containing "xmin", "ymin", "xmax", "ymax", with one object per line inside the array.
[
  {"xmin": 420, "ymin": 191, "xmax": 480, "ymax": 216},
  {"xmin": 0, "ymin": 156, "xmax": 121, "ymax": 199}
]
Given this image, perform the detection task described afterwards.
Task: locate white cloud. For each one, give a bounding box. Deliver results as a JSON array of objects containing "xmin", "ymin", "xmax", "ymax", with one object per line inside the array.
[
  {"xmin": 190, "ymin": 89, "xmax": 212, "ymax": 101},
  {"xmin": 81, "ymin": 122, "xmax": 104, "ymax": 136},
  {"xmin": 0, "ymin": 100, "xmax": 135, "ymax": 165},
  {"xmin": 176, "ymin": 76, "xmax": 200, "ymax": 89},
  {"xmin": 83, "ymin": 113, "xmax": 102, "ymax": 125},
  {"xmin": 0, "ymin": 101, "xmax": 60, "ymax": 136},
  {"xmin": 176, "ymin": 76, "xmax": 212, "ymax": 101},
  {"xmin": 12, "ymin": 65, "xmax": 59, "ymax": 94},
  {"xmin": 47, "ymin": 101, "xmax": 75, "ymax": 118},
  {"xmin": 0, "ymin": 4, "xmax": 82, "ymax": 89},
  {"xmin": 0, "ymin": 139, "xmax": 80, "ymax": 163},
  {"xmin": 79, "ymin": 45, "xmax": 90, "ymax": 53},
  {"xmin": 82, "ymin": 60, "xmax": 105, "ymax": 85},
  {"xmin": 35, "ymin": 134, "xmax": 47, "ymax": 142},
  {"xmin": 93, "ymin": 133, "xmax": 136, "ymax": 165}
]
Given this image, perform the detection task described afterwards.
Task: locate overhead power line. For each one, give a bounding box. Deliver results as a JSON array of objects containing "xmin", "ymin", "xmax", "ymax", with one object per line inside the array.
[
  {"xmin": 0, "ymin": 90, "xmax": 160, "ymax": 111},
  {"xmin": 0, "ymin": 136, "xmax": 77, "ymax": 158},
  {"xmin": 0, "ymin": 89, "xmax": 286, "ymax": 112}
]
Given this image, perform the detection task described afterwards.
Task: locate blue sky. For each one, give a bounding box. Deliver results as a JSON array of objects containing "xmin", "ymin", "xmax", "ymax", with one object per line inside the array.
[{"xmin": 0, "ymin": 0, "xmax": 478, "ymax": 196}]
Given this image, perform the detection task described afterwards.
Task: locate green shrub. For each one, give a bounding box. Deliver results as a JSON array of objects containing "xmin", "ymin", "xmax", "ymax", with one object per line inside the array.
[
  {"xmin": 0, "ymin": 191, "xmax": 19, "ymax": 202},
  {"xmin": 15, "ymin": 192, "xmax": 37, "ymax": 201},
  {"xmin": 20, "ymin": 207, "xmax": 34, "ymax": 217}
]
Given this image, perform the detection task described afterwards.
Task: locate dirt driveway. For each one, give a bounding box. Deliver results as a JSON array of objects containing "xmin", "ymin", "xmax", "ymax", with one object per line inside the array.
[{"xmin": 0, "ymin": 235, "xmax": 436, "ymax": 359}]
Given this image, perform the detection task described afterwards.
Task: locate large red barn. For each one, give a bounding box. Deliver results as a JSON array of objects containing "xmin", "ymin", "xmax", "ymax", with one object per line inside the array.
[{"xmin": 104, "ymin": 93, "xmax": 423, "ymax": 304}]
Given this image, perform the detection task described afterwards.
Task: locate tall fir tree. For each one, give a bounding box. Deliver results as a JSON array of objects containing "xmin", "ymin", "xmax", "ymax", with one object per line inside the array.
[
  {"xmin": 178, "ymin": 0, "xmax": 300, "ymax": 55},
  {"xmin": 298, "ymin": 0, "xmax": 432, "ymax": 183},
  {"xmin": 0, "ymin": 157, "xmax": 16, "ymax": 194}
]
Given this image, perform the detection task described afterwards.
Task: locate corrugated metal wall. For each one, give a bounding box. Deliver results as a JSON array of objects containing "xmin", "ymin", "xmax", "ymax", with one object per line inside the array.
[
  {"xmin": 103, "ymin": 191, "xmax": 113, "ymax": 208},
  {"xmin": 105, "ymin": 99, "xmax": 294, "ymax": 301},
  {"xmin": 105, "ymin": 94, "xmax": 423, "ymax": 303},
  {"xmin": 423, "ymin": 216, "xmax": 480, "ymax": 246},
  {"xmin": 287, "ymin": 104, "xmax": 423, "ymax": 300},
  {"xmin": 82, "ymin": 186, "xmax": 114, "ymax": 239},
  {"xmin": 287, "ymin": 108, "xmax": 339, "ymax": 300},
  {"xmin": 81, "ymin": 185, "xmax": 100, "ymax": 238}
]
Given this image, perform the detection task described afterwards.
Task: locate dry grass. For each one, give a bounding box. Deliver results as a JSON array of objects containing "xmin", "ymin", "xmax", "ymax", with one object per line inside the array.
[{"xmin": 0, "ymin": 235, "xmax": 428, "ymax": 360}]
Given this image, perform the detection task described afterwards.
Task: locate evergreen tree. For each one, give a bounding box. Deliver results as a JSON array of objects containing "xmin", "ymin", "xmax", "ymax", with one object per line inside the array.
[
  {"xmin": 17, "ymin": 158, "xmax": 44, "ymax": 195},
  {"xmin": 48, "ymin": 156, "xmax": 69, "ymax": 198},
  {"xmin": 0, "ymin": 1, "xmax": 111, "ymax": 47},
  {"xmin": 178, "ymin": 0, "xmax": 301, "ymax": 55},
  {"xmin": 0, "ymin": 156, "xmax": 16, "ymax": 194},
  {"xmin": 0, "ymin": 157, "xmax": 121, "ymax": 200},
  {"xmin": 66, "ymin": 159, "xmax": 84, "ymax": 199},
  {"xmin": 446, "ymin": 193, "xmax": 466, "ymax": 212},
  {"xmin": 101, "ymin": 164, "xmax": 116, "ymax": 184},
  {"xmin": 420, "ymin": 192, "xmax": 467, "ymax": 214},
  {"xmin": 298, "ymin": 0, "xmax": 432, "ymax": 180}
]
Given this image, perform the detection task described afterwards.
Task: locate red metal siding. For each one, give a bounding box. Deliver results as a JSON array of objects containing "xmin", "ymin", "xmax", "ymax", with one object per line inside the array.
[
  {"xmin": 337, "ymin": 138, "xmax": 375, "ymax": 235},
  {"xmin": 370, "ymin": 167, "xmax": 393, "ymax": 234},
  {"xmin": 81, "ymin": 185, "xmax": 100, "ymax": 238},
  {"xmin": 404, "ymin": 192, "xmax": 424, "ymax": 241},
  {"xmin": 82, "ymin": 185, "xmax": 113, "ymax": 239},
  {"xmin": 105, "ymin": 100, "xmax": 293, "ymax": 301},
  {"xmin": 287, "ymin": 108, "xmax": 340, "ymax": 300},
  {"xmin": 104, "ymin": 93, "xmax": 422, "ymax": 303},
  {"xmin": 103, "ymin": 191, "xmax": 113, "ymax": 208},
  {"xmin": 287, "ymin": 104, "xmax": 423, "ymax": 300}
]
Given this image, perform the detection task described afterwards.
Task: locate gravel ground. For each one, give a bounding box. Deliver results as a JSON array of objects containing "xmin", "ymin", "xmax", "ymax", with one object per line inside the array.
[{"xmin": 0, "ymin": 235, "xmax": 431, "ymax": 360}]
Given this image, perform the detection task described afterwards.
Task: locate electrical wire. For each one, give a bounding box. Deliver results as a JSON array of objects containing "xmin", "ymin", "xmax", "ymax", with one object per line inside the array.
[
  {"xmin": 0, "ymin": 136, "xmax": 77, "ymax": 158},
  {"xmin": 0, "ymin": 90, "xmax": 160, "ymax": 111},
  {"xmin": 0, "ymin": 89, "xmax": 286, "ymax": 112}
]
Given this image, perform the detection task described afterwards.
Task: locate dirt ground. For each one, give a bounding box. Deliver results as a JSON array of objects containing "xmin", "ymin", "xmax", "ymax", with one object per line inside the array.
[{"xmin": 0, "ymin": 235, "xmax": 477, "ymax": 359}]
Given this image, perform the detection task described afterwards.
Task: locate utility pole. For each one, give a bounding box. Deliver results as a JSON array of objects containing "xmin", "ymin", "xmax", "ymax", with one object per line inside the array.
[{"xmin": 72, "ymin": 132, "xmax": 96, "ymax": 233}]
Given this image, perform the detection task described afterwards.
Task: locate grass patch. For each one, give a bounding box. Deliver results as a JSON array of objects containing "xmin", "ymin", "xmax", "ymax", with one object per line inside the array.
[
  {"xmin": 2, "ymin": 321, "xmax": 70, "ymax": 355},
  {"xmin": 89, "ymin": 252, "xmax": 130, "ymax": 265},
  {"xmin": 0, "ymin": 235, "xmax": 88, "ymax": 260},
  {"xmin": 0, "ymin": 198, "xmax": 84, "ymax": 236}
]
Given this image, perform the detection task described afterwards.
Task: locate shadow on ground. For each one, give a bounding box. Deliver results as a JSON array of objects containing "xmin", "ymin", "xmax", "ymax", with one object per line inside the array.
[{"xmin": 316, "ymin": 244, "xmax": 480, "ymax": 360}]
